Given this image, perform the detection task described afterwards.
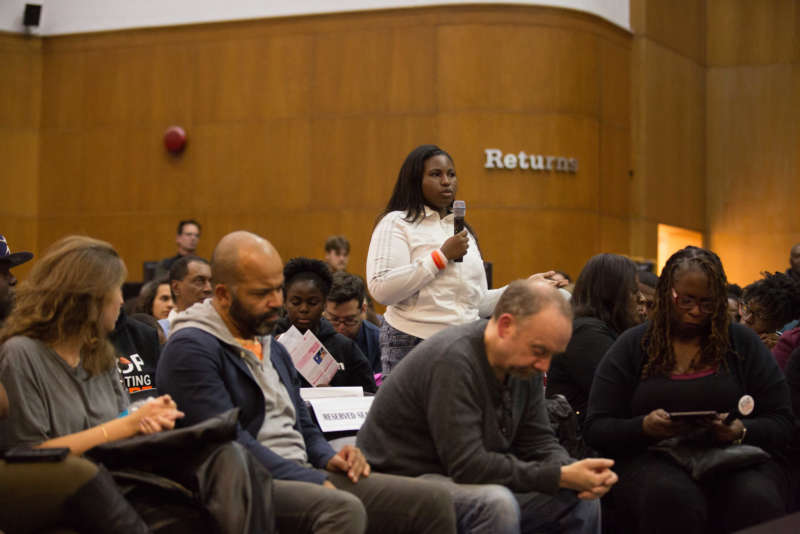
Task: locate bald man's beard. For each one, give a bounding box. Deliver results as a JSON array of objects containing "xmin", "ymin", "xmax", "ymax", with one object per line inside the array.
[{"xmin": 229, "ymin": 293, "xmax": 281, "ymax": 338}]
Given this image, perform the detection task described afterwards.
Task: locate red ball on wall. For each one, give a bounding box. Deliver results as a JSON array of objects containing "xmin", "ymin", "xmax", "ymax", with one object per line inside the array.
[{"xmin": 164, "ymin": 126, "xmax": 187, "ymax": 154}]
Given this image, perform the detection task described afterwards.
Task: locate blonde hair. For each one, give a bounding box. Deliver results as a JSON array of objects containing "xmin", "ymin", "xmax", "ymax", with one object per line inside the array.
[{"xmin": 0, "ymin": 235, "xmax": 127, "ymax": 376}]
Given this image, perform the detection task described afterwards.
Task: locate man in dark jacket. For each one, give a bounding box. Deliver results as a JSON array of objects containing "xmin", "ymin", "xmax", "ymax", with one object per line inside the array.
[{"xmin": 157, "ymin": 231, "xmax": 456, "ymax": 534}]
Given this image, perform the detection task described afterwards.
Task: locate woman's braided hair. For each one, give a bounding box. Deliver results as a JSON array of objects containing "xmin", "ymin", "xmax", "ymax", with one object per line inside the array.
[{"xmin": 641, "ymin": 246, "xmax": 731, "ymax": 379}]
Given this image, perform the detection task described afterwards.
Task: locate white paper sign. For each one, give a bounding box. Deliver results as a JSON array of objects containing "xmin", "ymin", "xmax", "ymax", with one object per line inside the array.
[
  {"xmin": 301, "ymin": 387, "xmax": 364, "ymax": 401},
  {"xmin": 308, "ymin": 397, "xmax": 374, "ymax": 433},
  {"xmin": 277, "ymin": 326, "xmax": 339, "ymax": 386}
]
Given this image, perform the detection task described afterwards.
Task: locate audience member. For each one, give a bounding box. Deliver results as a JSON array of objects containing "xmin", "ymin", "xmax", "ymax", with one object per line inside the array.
[
  {"xmin": 742, "ymin": 272, "xmax": 800, "ymax": 352},
  {"xmin": 136, "ymin": 276, "xmax": 174, "ymax": 320},
  {"xmin": 156, "ymin": 231, "xmax": 457, "ymax": 534},
  {"xmin": 357, "ymin": 280, "xmax": 616, "ymax": 534},
  {"xmin": 324, "ymin": 235, "xmax": 350, "ymax": 273},
  {"xmin": 584, "ymin": 246, "xmax": 793, "ymax": 534},
  {"xmin": 636, "ymin": 270, "xmax": 658, "ymax": 323},
  {"xmin": 547, "ymin": 253, "xmax": 640, "ymax": 427},
  {"xmin": 325, "ymin": 271, "xmax": 382, "ymax": 374},
  {"xmin": 155, "ymin": 219, "xmax": 202, "ymax": 278},
  {"xmin": 367, "ymin": 144, "xmax": 565, "ymax": 375},
  {"xmin": 273, "ymin": 258, "xmax": 376, "ymax": 393},
  {"xmin": 787, "ymin": 243, "xmax": 800, "ymax": 283},
  {"xmin": 727, "ymin": 283, "xmax": 743, "ymax": 323},
  {"xmin": 110, "ymin": 310, "xmax": 161, "ymax": 400},
  {"xmin": 169, "ymin": 255, "xmax": 212, "ymax": 313},
  {"xmin": 0, "ymin": 235, "xmax": 33, "ymax": 328},
  {"xmin": 0, "ymin": 235, "xmax": 184, "ymax": 532}
]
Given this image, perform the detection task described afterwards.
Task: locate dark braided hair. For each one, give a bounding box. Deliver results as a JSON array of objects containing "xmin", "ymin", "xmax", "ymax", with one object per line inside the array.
[
  {"xmin": 641, "ymin": 246, "xmax": 731, "ymax": 379},
  {"xmin": 742, "ymin": 272, "xmax": 800, "ymax": 331}
]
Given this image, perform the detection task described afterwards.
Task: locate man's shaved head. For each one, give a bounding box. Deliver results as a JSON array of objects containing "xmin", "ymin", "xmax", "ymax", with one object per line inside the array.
[
  {"xmin": 211, "ymin": 231, "xmax": 285, "ymax": 338},
  {"xmin": 211, "ymin": 231, "xmax": 281, "ymax": 287}
]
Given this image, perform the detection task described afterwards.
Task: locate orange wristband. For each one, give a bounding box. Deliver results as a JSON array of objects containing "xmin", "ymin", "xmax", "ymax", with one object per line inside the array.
[{"xmin": 431, "ymin": 249, "xmax": 446, "ymax": 270}]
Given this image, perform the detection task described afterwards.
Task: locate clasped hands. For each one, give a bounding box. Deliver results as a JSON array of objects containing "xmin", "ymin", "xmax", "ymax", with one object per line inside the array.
[
  {"xmin": 560, "ymin": 458, "xmax": 618, "ymax": 500},
  {"xmin": 132, "ymin": 394, "xmax": 184, "ymax": 435}
]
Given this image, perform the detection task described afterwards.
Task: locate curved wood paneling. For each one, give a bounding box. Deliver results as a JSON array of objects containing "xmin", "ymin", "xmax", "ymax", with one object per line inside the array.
[{"xmin": 28, "ymin": 5, "xmax": 631, "ymax": 286}]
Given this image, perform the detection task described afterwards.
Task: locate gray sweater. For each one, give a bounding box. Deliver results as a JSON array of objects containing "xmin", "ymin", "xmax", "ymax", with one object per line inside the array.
[{"xmin": 357, "ymin": 320, "xmax": 572, "ymax": 495}]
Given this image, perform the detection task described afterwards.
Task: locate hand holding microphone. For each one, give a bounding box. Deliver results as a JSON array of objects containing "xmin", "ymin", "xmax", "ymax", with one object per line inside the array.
[{"xmin": 442, "ymin": 200, "xmax": 468, "ymax": 263}]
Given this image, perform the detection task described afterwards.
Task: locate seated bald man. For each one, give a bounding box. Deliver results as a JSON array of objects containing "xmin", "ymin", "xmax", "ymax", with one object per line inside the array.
[
  {"xmin": 357, "ymin": 280, "xmax": 617, "ymax": 534},
  {"xmin": 156, "ymin": 231, "xmax": 456, "ymax": 534}
]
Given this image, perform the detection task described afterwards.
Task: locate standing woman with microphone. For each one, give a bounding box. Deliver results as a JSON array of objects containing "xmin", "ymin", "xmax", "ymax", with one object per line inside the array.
[
  {"xmin": 367, "ymin": 145, "xmax": 495, "ymax": 376},
  {"xmin": 368, "ymin": 145, "xmax": 562, "ymax": 376}
]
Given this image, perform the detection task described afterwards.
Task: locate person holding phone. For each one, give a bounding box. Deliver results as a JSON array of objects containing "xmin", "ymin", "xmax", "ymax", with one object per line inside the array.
[{"xmin": 584, "ymin": 246, "xmax": 793, "ymax": 533}]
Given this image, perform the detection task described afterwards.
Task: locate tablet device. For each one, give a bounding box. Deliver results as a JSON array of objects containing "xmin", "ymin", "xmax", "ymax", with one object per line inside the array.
[{"xmin": 668, "ymin": 410, "xmax": 717, "ymax": 421}]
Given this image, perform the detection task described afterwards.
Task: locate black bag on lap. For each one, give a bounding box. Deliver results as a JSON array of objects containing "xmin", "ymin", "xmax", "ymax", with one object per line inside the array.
[{"xmin": 86, "ymin": 408, "xmax": 275, "ymax": 534}]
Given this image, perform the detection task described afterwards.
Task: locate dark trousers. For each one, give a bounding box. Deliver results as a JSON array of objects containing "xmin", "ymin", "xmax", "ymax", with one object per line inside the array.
[
  {"xmin": 273, "ymin": 470, "xmax": 457, "ymax": 534},
  {"xmin": 607, "ymin": 451, "xmax": 788, "ymax": 534}
]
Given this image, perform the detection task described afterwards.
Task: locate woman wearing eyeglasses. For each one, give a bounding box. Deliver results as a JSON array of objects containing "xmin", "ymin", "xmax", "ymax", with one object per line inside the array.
[{"xmin": 583, "ymin": 246, "xmax": 793, "ymax": 533}]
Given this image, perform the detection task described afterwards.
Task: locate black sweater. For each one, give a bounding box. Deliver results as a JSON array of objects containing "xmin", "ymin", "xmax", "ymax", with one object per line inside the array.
[
  {"xmin": 273, "ymin": 317, "xmax": 376, "ymax": 393},
  {"xmin": 583, "ymin": 322, "xmax": 793, "ymax": 459},
  {"xmin": 546, "ymin": 316, "xmax": 617, "ymax": 425}
]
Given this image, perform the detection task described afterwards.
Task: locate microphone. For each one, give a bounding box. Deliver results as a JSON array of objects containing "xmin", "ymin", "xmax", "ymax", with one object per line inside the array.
[{"xmin": 453, "ymin": 200, "xmax": 466, "ymax": 263}]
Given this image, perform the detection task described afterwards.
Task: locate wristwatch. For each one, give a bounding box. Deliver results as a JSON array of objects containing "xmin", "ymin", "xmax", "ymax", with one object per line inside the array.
[{"xmin": 733, "ymin": 425, "xmax": 747, "ymax": 445}]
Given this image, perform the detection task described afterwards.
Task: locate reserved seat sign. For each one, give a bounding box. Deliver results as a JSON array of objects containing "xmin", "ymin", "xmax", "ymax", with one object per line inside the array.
[{"xmin": 308, "ymin": 396, "xmax": 375, "ymax": 433}]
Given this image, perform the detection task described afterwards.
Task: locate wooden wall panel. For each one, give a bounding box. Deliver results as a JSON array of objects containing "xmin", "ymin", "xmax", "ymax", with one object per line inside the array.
[
  {"xmin": 707, "ymin": 63, "xmax": 800, "ymax": 285},
  {"xmin": 309, "ymin": 115, "xmax": 438, "ymax": 211},
  {"xmin": 631, "ymin": 0, "xmax": 706, "ymax": 63},
  {"xmin": 629, "ymin": 0, "xmax": 706, "ymax": 266},
  {"xmin": 600, "ymin": 124, "xmax": 631, "ymax": 218},
  {"xmin": 471, "ymin": 209, "xmax": 600, "ymax": 287},
  {"xmin": 28, "ymin": 6, "xmax": 631, "ymax": 287},
  {"xmin": 313, "ymin": 27, "xmax": 436, "ymax": 115},
  {"xmin": 631, "ymin": 38, "xmax": 705, "ymax": 237},
  {"xmin": 193, "ymin": 35, "xmax": 312, "ymax": 122},
  {"xmin": 437, "ymin": 24, "xmax": 599, "ymax": 115},
  {"xmin": 0, "ymin": 33, "xmax": 41, "ymax": 281},
  {"xmin": 707, "ymin": 0, "xmax": 798, "ymax": 67}
]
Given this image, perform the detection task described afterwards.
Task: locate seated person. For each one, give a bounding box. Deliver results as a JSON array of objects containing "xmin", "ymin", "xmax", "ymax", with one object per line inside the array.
[
  {"xmin": 273, "ymin": 258, "xmax": 376, "ymax": 393},
  {"xmin": 154, "ymin": 219, "xmax": 202, "ymax": 278},
  {"xmin": 636, "ymin": 271, "xmax": 658, "ymax": 323},
  {"xmin": 742, "ymin": 271, "xmax": 800, "ymax": 360},
  {"xmin": 584, "ymin": 246, "xmax": 793, "ymax": 534},
  {"xmin": 0, "ymin": 235, "xmax": 184, "ymax": 532},
  {"xmin": 325, "ymin": 271, "xmax": 382, "ymax": 375},
  {"xmin": 160, "ymin": 255, "xmax": 212, "ymax": 335},
  {"xmin": 156, "ymin": 231, "xmax": 457, "ymax": 534},
  {"xmin": 726, "ymin": 283, "xmax": 743, "ymax": 323},
  {"xmin": 324, "ymin": 235, "xmax": 350, "ymax": 273},
  {"xmin": 357, "ymin": 280, "xmax": 617, "ymax": 534},
  {"xmin": 110, "ymin": 309, "xmax": 161, "ymax": 399},
  {"xmin": 547, "ymin": 253, "xmax": 640, "ymax": 427},
  {"xmin": 135, "ymin": 275, "xmax": 174, "ymax": 320}
]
